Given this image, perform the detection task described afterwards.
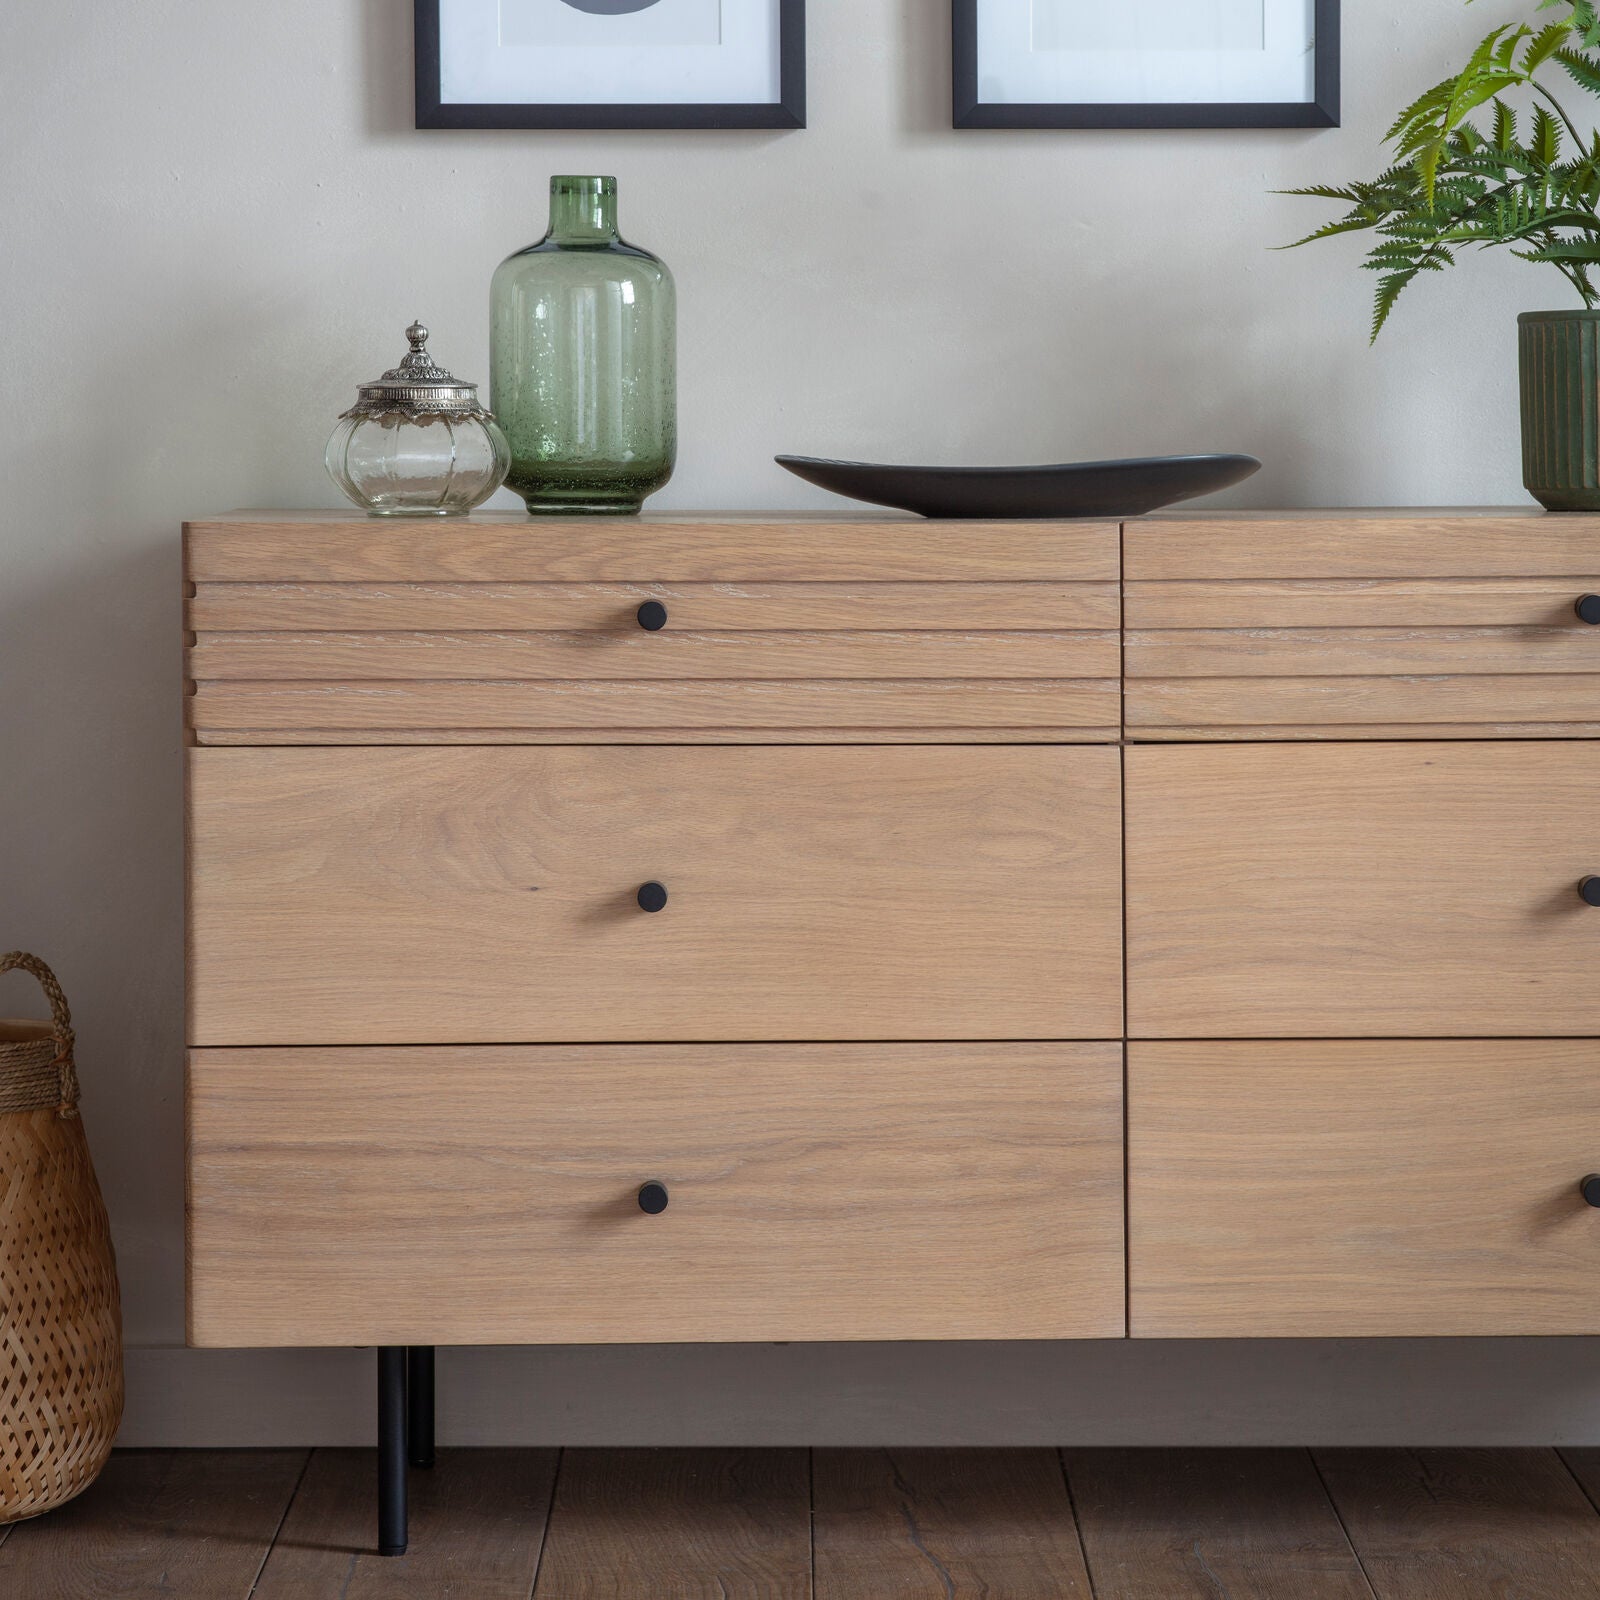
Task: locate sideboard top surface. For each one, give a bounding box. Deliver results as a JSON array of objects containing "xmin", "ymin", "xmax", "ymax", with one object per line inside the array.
[
  {"xmin": 187, "ymin": 506, "xmax": 1578, "ymax": 524},
  {"xmin": 1126, "ymin": 511, "xmax": 1600, "ymax": 579},
  {"xmin": 183, "ymin": 514, "xmax": 1120, "ymax": 583},
  {"xmin": 185, "ymin": 507, "xmax": 1600, "ymax": 583}
]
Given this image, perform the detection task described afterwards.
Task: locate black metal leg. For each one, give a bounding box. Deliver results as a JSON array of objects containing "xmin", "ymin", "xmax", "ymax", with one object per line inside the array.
[
  {"xmin": 377, "ymin": 1346, "xmax": 408, "ymax": 1556},
  {"xmin": 406, "ymin": 1346, "xmax": 436, "ymax": 1469}
]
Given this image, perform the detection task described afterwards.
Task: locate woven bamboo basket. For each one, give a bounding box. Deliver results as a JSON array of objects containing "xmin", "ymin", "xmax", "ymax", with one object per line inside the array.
[{"xmin": 0, "ymin": 952, "xmax": 123, "ymax": 1523}]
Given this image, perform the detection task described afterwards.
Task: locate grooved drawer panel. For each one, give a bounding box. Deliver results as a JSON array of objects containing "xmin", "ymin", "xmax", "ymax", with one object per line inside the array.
[
  {"xmin": 1124, "ymin": 511, "xmax": 1600, "ymax": 580},
  {"xmin": 184, "ymin": 516, "xmax": 1122, "ymax": 744},
  {"xmin": 187, "ymin": 1043, "xmax": 1127, "ymax": 1347},
  {"xmin": 1125, "ymin": 577, "xmax": 1600, "ymax": 629},
  {"xmin": 1126, "ymin": 674, "xmax": 1600, "ymax": 739},
  {"xmin": 1130, "ymin": 626, "xmax": 1600, "ymax": 677},
  {"xmin": 187, "ymin": 744, "xmax": 1123, "ymax": 1045},
  {"xmin": 185, "ymin": 514, "xmax": 1121, "ymax": 583},
  {"xmin": 186, "ymin": 679, "xmax": 1121, "ymax": 742},
  {"xmin": 1125, "ymin": 742, "xmax": 1600, "ymax": 1038},
  {"xmin": 189, "ymin": 630, "xmax": 1113, "ymax": 682},
  {"xmin": 188, "ymin": 581, "xmax": 1120, "ymax": 632},
  {"xmin": 1129, "ymin": 1042, "xmax": 1600, "ymax": 1337},
  {"xmin": 1125, "ymin": 530, "xmax": 1600, "ymax": 739}
]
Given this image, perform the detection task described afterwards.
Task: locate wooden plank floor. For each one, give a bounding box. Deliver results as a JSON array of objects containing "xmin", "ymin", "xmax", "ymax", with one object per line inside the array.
[{"xmin": 4, "ymin": 1448, "xmax": 1600, "ymax": 1598}]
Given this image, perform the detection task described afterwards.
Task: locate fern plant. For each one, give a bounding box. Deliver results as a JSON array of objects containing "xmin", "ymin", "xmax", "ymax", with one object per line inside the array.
[{"xmin": 1287, "ymin": 0, "xmax": 1600, "ymax": 339}]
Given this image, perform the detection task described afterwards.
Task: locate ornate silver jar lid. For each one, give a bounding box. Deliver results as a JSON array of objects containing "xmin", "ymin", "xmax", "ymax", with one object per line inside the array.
[{"xmin": 341, "ymin": 322, "xmax": 494, "ymax": 422}]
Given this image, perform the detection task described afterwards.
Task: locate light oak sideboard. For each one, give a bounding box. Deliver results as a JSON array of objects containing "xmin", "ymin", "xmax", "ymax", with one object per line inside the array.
[{"xmin": 184, "ymin": 508, "xmax": 1600, "ymax": 1553}]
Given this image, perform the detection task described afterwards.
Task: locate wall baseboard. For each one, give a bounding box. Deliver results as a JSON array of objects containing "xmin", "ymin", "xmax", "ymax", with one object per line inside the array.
[{"xmin": 118, "ymin": 1341, "xmax": 1600, "ymax": 1448}]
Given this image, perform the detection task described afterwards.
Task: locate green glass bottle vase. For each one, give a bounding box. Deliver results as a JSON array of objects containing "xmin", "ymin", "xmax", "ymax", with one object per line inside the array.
[{"xmin": 491, "ymin": 176, "xmax": 677, "ymax": 516}]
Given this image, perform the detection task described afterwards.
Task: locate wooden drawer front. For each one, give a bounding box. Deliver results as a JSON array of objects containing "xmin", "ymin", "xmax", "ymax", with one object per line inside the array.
[
  {"xmin": 185, "ymin": 516, "xmax": 1119, "ymax": 744},
  {"xmin": 1129, "ymin": 1042, "xmax": 1600, "ymax": 1337},
  {"xmin": 1124, "ymin": 511, "xmax": 1600, "ymax": 581},
  {"xmin": 1126, "ymin": 743, "xmax": 1600, "ymax": 1038},
  {"xmin": 188, "ymin": 1043, "xmax": 1126, "ymax": 1347},
  {"xmin": 1125, "ymin": 517, "xmax": 1600, "ymax": 739},
  {"xmin": 188, "ymin": 745, "xmax": 1123, "ymax": 1045}
]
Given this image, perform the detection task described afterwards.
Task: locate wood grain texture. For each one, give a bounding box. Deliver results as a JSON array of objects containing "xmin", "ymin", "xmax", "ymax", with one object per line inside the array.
[
  {"xmin": 190, "ymin": 629, "xmax": 1116, "ymax": 682},
  {"xmin": 191, "ymin": 724, "xmax": 1122, "ymax": 745},
  {"xmin": 1125, "ymin": 538, "xmax": 1600, "ymax": 737},
  {"xmin": 1126, "ymin": 577, "xmax": 1600, "ymax": 629},
  {"xmin": 189, "ymin": 580, "xmax": 1120, "ymax": 632},
  {"xmin": 187, "ymin": 745, "xmax": 1123, "ymax": 1045},
  {"xmin": 1315, "ymin": 1449, "xmax": 1600, "ymax": 1599},
  {"xmin": 253, "ymin": 1449, "xmax": 557, "ymax": 1598},
  {"xmin": 186, "ymin": 1043, "xmax": 1126, "ymax": 1347},
  {"xmin": 0, "ymin": 1449, "xmax": 307, "ymax": 1598},
  {"xmin": 188, "ymin": 678, "xmax": 1119, "ymax": 739},
  {"xmin": 1124, "ymin": 512, "xmax": 1600, "ymax": 579},
  {"xmin": 812, "ymin": 1448, "xmax": 1092, "ymax": 1599},
  {"xmin": 184, "ymin": 515, "xmax": 1119, "ymax": 583},
  {"xmin": 1125, "ymin": 742, "xmax": 1600, "ymax": 1037},
  {"xmin": 1128, "ymin": 1041, "xmax": 1600, "ymax": 1338},
  {"xmin": 8, "ymin": 1448, "xmax": 1600, "ymax": 1593},
  {"xmin": 531, "ymin": 1449, "xmax": 810, "ymax": 1600},
  {"xmin": 1127, "ymin": 626, "xmax": 1600, "ymax": 677},
  {"xmin": 1127, "ymin": 721, "xmax": 1600, "ymax": 742},
  {"xmin": 1064, "ymin": 1449, "xmax": 1375, "ymax": 1599},
  {"xmin": 1126, "ymin": 674, "xmax": 1600, "ymax": 734}
]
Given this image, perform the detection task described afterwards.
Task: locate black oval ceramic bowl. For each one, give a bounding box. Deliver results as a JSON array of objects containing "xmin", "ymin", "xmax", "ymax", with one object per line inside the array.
[{"xmin": 774, "ymin": 453, "xmax": 1261, "ymax": 519}]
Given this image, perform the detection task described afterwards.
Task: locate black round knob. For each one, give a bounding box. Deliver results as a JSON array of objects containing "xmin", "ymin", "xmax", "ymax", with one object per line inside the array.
[
  {"xmin": 1582, "ymin": 1175, "xmax": 1600, "ymax": 1208},
  {"xmin": 1577, "ymin": 595, "xmax": 1600, "ymax": 626},
  {"xmin": 637, "ymin": 881, "xmax": 669, "ymax": 913},
  {"xmin": 1581, "ymin": 878, "xmax": 1600, "ymax": 907},
  {"xmin": 637, "ymin": 600, "xmax": 668, "ymax": 631},
  {"xmin": 638, "ymin": 1181, "xmax": 669, "ymax": 1215}
]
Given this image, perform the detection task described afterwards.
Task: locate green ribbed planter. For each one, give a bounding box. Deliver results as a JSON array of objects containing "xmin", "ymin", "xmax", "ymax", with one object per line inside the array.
[{"xmin": 1519, "ymin": 309, "xmax": 1600, "ymax": 510}]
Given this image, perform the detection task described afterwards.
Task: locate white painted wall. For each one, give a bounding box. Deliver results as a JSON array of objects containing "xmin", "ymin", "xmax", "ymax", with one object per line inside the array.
[{"xmin": 5, "ymin": 0, "xmax": 1594, "ymax": 1447}]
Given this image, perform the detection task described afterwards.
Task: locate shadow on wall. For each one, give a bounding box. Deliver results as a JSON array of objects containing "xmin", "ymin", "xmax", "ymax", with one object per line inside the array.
[
  {"xmin": 0, "ymin": 535, "xmax": 186, "ymax": 1346},
  {"xmin": 121, "ymin": 1337, "xmax": 1600, "ymax": 1448},
  {"xmin": 881, "ymin": 0, "xmax": 1355, "ymax": 494},
  {"xmin": 362, "ymin": 0, "xmax": 417, "ymax": 138},
  {"xmin": 898, "ymin": 0, "xmax": 951, "ymax": 137},
  {"xmin": 773, "ymin": 198, "xmax": 1345, "ymax": 491}
]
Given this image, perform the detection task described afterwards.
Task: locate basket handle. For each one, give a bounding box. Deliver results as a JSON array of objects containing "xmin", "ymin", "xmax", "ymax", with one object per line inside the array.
[{"xmin": 0, "ymin": 951, "xmax": 79, "ymax": 1114}]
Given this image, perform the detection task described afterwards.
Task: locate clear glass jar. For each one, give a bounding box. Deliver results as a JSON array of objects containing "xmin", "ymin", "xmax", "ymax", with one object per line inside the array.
[
  {"xmin": 326, "ymin": 323, "xmax": 510, "ymax": 517},
  {"xmin": 491, "ymin": 176, "xmax": 677, "ymax": 516}
]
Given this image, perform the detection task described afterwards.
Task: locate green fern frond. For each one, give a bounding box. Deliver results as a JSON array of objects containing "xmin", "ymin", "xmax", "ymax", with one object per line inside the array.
[
  {"xmin": 1386, "ymin": 77, "xmax": 1457, "ymax": 144},
  {"xmin": 1286, "ymin": 0, "xmax": 1600, "ymax": 332},
  {"xmin": 1520, "ymin": 239, "xmax": 1600, "ymax": 258},
  {"xmin": 1525, "ymin": 20, "xmax": 1572, "ymax": 71},
  {"xmin": 1569, "ymin": 0, "xmax": 1600, "ymax": 49},
  {"xmin": 1279, "ymin": 184, "xmax": 1365, "ymax": 203},
  {"xmin": 1533, "ymin": 103, "xmax": 1563, "ymax": 160},
  {"xmin": 1370, "ymin": 271, "xmax": 1417, "ymax": 341},
  {"xmin": 1557, "ymin": 45, "xmax": 1600, "ymax": 91},
  {"xmin": 1277, "ymin": 217, "xmax": 1390, "ymax": 248}
]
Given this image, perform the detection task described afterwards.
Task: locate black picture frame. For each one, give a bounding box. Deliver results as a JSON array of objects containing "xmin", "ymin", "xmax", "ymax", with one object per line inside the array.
[
  {"xmin": 415, "ymin": 0, "xmax": 806, "ymax": 129},
  {"xmin": 952, "ymin": 0, "xmax": 1339, "ymax": 130}
]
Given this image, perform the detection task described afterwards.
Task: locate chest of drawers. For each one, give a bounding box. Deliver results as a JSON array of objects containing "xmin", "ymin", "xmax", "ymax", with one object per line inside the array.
[{"xmin": 184, "ymin": 507, "xmax": 1600, "ymax": 1551}]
